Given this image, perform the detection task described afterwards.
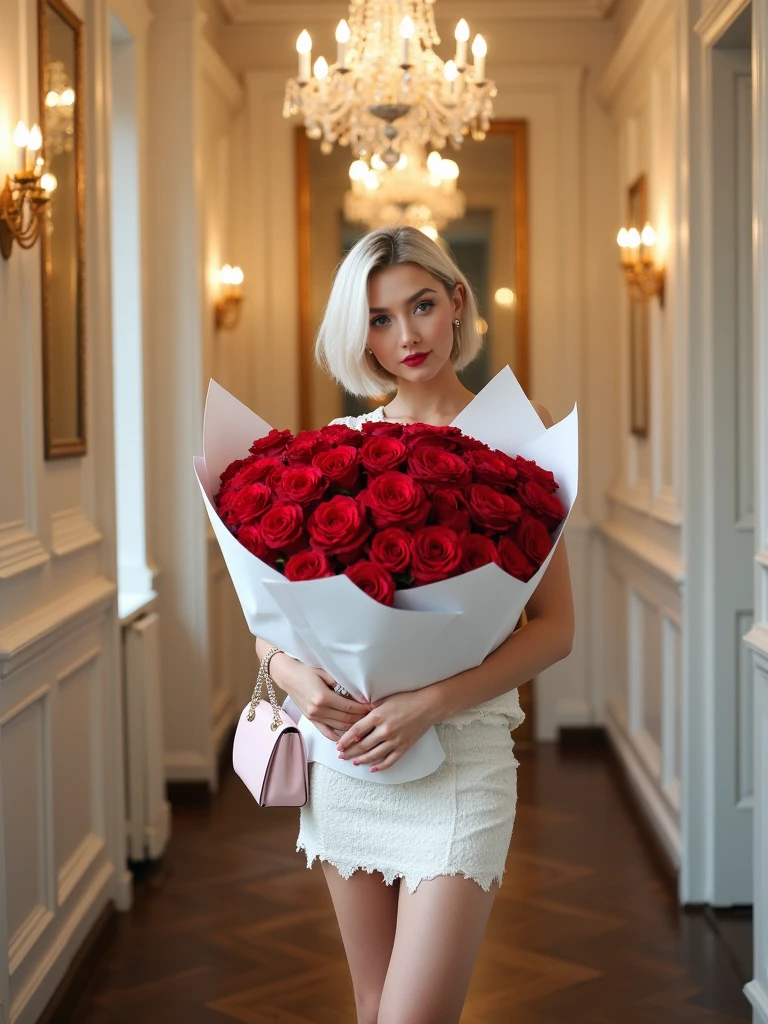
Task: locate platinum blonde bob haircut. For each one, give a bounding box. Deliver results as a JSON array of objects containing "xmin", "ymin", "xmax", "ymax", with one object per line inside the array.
[{"xmin": 315, "ymin": 226, "xmax": 483, "ymax": 398}]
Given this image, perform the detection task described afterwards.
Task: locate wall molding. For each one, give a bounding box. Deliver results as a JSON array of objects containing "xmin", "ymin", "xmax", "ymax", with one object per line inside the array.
[
  {"xmin": 745, "ymin": 623, "xmax": 768, "ymax": 662},
  {"xmin": 57, "ymin": 835, "xmax": 106, "ymax": 908},
  {"xmin": 51, "ymin": 508, "xmax": 103, "ymax": 558},
  {"xmin": 8, "ymin": 906, "xmax": 54, "ymax": 980},
  {"xmin": 608, "ymin": 482, "xmax": 683, "ymax": 527},
  {"xmin": 0, "ymin": 521, "xmax": 50, "ymax": 580},
  {"xmin": 606, "ymin": 697, "xmax": 682, "ymax": 871},
  {"xmin": 599, "ymin": 519, "xmax": 685, "ymax": 586},
  {"xmin": 200, "ymin": 34, "xmax": 244, "ymax": 109},
  {"xmin": 597, "ymin": 0, "xmax": 675, "ymax": 107},
  {"xmin": 694, "ymin": 0, "xmax": 752, "ymax": 48},
  {"xmin": 0, "ymin": 578, "xmax": 116, "ymax": 680},
  {"xmin": 221, "ymin": 0, "xmax": 617, "ymax": 24}
]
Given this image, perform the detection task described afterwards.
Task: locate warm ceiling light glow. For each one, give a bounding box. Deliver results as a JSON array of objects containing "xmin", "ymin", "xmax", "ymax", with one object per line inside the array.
[
  {"xmin": 494, "ymin": 287, "xmax": 516, "ymax": 307},
  {"xmin": 420, "ymin": 224, "xmax": 439, "ymax": 240},
  {"xmin": 60, "ymin": 88, "xmax": 75, "ymax": 106},
  {"xmin": 45, "ymin": 91, "xmax": 60, "ymax": 107},
  {"xmin": 349, "ymin": 159, "xmax": 368, "ymax": 181},
  {"xmin": 440, "ymin": 159, "xmax": 459, "ymax": 180},
  {"xmin": 476, "ymin": 316, "xmax": 488, "ymax": 334}
]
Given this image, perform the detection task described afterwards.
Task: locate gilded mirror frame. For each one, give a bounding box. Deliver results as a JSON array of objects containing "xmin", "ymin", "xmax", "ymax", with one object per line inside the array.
[
  {"xmin": 38, "ymin": 0, "xmax": 87, "ymax": 459},
  {"xmin": 296, "ymin": 119, "xmax": 530, "ymax": 433}
]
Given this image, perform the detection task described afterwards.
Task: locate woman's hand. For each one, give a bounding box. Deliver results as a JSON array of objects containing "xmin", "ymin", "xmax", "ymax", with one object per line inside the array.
[
  {"xmin": 266, "ymin": 649, "xmax": 373, "ymax": 743},
  {"xmin": 335, "ymin": 689, "xmax": 437, "ymax": 772}
]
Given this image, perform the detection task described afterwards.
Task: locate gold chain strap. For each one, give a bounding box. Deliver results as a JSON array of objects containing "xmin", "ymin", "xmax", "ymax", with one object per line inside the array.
[{"xmin": 247, "ymin": 645, "xmax": 283, "ymax": 731}]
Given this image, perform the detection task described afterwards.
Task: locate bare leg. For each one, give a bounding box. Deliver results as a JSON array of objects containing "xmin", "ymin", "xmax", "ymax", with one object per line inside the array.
[
  {"xmin": 321, "ymin": 862, "xmax": 400, "ymax": 1024},
  {"xmin": 377, "ymin": 874, "xmax": 500, "ymax": 1024}
]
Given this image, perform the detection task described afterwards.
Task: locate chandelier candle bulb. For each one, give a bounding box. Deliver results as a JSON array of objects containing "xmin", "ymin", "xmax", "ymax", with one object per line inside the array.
[
  {"xmin": 471, "ymin": 34, "xmax": 487, "ymax": 82},
  {"xmin": 336, "ymin": 19, "xmax": 350, "ymax": 67},
  {"xmin": 13, "ymin": 121, "xmax": 29, "ymax": 173},
  {"xmin": 455, "ymin": 18, "xmax": 469, "ymax": 68},
  {"xmin": 400, "ymin": 15, "xmax": 414, "ymax": 65},
  {"xmin": 314, "ymin": 56, "xmax": 329, "ymax": 81},
  {"xmin": 296, "ymin": 30, "xmax": 312, "ymax": 82}
]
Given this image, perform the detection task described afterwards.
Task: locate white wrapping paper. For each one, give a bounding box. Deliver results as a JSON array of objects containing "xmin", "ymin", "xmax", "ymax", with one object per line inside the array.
[{"xmin": 194, "ymin": 366, "xmax": 578, "ymax": 784}]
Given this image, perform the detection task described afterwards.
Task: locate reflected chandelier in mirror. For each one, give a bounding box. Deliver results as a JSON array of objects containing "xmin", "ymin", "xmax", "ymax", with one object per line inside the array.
[{"xmin": 39, "ymin": 0, "xmax": 87, "ymax": 458}]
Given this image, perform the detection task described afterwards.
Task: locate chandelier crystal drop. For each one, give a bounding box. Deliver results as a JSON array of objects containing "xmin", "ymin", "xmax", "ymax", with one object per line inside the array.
[
  {"xmin": 283, "ymin": 1, "xmax": 496, "ymax": 166},
  {"xmin": 343, "ymin": 143, "xmax": 466, "ymax": 232}
]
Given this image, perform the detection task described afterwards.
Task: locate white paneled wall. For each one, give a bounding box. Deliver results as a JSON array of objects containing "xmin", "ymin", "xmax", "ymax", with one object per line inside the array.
[{"xmin": 597, "ymin": 1, "xmax": 687, "ymax": 871}]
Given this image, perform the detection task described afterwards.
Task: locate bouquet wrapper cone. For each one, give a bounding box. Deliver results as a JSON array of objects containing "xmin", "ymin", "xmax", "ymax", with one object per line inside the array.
[{"xmin": 193, "ymin": 366, "xmax": 579, "ymax": 785}]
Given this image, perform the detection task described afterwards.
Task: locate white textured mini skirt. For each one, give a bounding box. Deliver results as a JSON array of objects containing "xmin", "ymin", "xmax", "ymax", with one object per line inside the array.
[{"xmin": 296, "ymin": 693, "xmax": 524, "ymax": 895}]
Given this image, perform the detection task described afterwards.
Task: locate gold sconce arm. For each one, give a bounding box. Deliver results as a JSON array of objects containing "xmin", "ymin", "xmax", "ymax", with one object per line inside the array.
[
  {"xmin": 617, "ymin": 223, "xmax": 665, "ymax": 308},
  {"xmin": 0, "ymin": 172, "xmax": 54, "ymax": 260}
]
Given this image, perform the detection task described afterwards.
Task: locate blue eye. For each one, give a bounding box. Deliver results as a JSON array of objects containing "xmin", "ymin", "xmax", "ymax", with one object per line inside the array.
[
  {"xmin": 370, "ymin": 315, "xmax": 389, "ymax": 328},
  {"xmin": 415, "ymin": 300, "xmax": 434, "ymax": 313}
]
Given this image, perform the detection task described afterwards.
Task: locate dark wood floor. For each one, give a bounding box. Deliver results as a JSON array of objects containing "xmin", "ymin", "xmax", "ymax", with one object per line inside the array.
[{"xmin": 70, "ymin": 744, "xmax": 751, "ymax": 1023}]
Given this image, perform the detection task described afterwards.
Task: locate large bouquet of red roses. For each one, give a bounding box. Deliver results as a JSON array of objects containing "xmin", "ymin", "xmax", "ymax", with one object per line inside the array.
[
  {"xmin": 194, "ymin": 367, "xmax": 578, "ymax": 785},
  {"xmin": 214, "ymin": 419, "xmax": 566, "ymax": 607}
]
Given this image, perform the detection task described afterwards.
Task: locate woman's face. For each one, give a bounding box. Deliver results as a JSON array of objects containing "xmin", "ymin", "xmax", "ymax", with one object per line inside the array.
[{"xmin": 366, "ymin": 262, "xmax": 464, "ymax": 382}]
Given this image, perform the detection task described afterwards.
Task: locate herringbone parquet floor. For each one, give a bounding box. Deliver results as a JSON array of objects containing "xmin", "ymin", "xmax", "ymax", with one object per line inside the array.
[{"xmin": 71, "ymin": 743, "xmax": 751, "ymax": 1023}]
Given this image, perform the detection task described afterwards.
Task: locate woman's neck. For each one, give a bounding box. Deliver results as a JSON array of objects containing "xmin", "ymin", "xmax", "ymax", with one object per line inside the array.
[{"xmin": 382, "ymin": 363, "xmax": 475, "ymax": 425}]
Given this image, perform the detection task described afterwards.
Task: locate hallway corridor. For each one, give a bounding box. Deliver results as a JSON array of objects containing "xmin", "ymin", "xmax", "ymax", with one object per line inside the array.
[{"xmin": 66, "ymin": 743, "xmax": 750, "ymax": 1024}]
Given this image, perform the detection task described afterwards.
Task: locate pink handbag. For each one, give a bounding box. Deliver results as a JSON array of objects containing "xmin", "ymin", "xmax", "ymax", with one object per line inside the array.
[{"xmin": 232, "ymin": 651, "xmax": 309, "ymax": 807}]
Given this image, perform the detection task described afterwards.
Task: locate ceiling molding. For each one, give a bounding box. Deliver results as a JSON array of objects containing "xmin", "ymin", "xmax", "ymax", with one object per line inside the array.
[
  {"xmin": 220, "ymin": 0, "xmax": 618, "ymax": 25},
  {"xmin": 694, "ymin": 0, "xmax": 751, "ymax": 48},
  {"xmin": 597, "ymin": 0, "xmax": 674, "ymax": 107}
]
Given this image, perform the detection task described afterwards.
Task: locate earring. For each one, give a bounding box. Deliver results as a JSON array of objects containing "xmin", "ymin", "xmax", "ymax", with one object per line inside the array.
[{"xmin": 453, "ymin": 319, "xmax": 461, "ymax": 327}]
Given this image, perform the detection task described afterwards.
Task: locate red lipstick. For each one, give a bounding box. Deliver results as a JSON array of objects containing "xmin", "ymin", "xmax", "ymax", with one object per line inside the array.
[{"xmin": 402, "ymin": 352, "xmax": 429, "ymax": 367}]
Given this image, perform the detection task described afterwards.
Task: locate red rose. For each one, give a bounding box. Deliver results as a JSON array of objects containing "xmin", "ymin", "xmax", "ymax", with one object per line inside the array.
[
  {"xmin": 225, "ymin": 482, "xmax": 273, "ymax": 525},
  {"xmin": 284, "ymin": 550, "xmax": 335, "ymax": 582},
  {"xmin": 468, "ymin": 449, "xmax": 518, "ymax": 488},
  {"xmin": 466, "ymin": 484, "xmax": 522, "ymax": 533},
  {"xmin": 361, "ymin": 419, "xmax": 404, "ymax": 439},
  {"xmin": 516, "ymin": 480, "xmax": 566, "ymax": 531},
  {"xmin": 407, "ymin": 448, "xmax": 471, "ymax": 489},
  {"xmin": 236, "ymin": 457, "xmax": 285, "ymax": 489},
  {"xmin": 453, "ymin": 432, "xmax": 490, "ymax": 453},
  {"xmin": 410, "ymin": 526, "xmax": 462, "ymax": 584},
  {"xmin": 306, "ymin": 495, "xmax": 371, "ymax": 563},
  {"xmin": 358, "ymin": 472, "xmax": 430, "ymax": 531},
  {"xmin": 237, "ymin": 524, "xmax": 270, "ymax": 560},
  {"xmin": 344, "ymin": 560, "xmax": 395, "ymax": 605},
  {"xmin": 513, "ymin": 515, "xmax": 553, "ymax": 567},
  {"xmin": 322, "ymin": 423, "xmax": 365, "ymax": 448},
  {"xmin": 401, "ymin": 423, "xmax": 462, "ymax": 451},
  {"xmin": 285, "ymin": 430, "xmax": 331, "ymax": 466},
  {"xmin": 460, "ymin": 534, "xmax": 501, "ymax": 573},
  {"xmin": 220, "ymin": 456, "xmax": 251, "ymax": 486},
  {"xmin": 249, "ymin": 428, "xmax": 293, "ymax": 458},
  {"xmin": 430, "ymin": 487, "xmax": 471, "ymax": 534},
  {"xmin": 369, "ymin": 527, "xmax": 412, "ymax": 575},
  {"xmin": 259, "ymin": 501, "xmax": 306, "ymax": 553},
  {"xmin": 360, "ymin": 436, "xmax": 408, "ymax": 476},
  {"xmin": 312, "ymin": 446, "xmax": 360, "ymax": 490},
  {"xmin": 498, "ymin": 536, "xmax": 536, "ymax": 581},
  {"xmin": 512, "ymin": 455, "xmax": 558, "ymax": 494},
  {"xmin": 275, "ymin": 466, "xmax": 328, "ymax": 506}
]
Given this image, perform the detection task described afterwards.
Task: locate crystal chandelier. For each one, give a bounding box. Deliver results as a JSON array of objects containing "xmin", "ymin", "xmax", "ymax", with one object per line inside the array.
[
  {"xmin": 283, "ymin": 1, "xmax": 496, "ymax": 167},
  {"xmin": 343, "ymin": 144, "xmax": 466, "ymax": 234},
  {"xmin": 43, "ymin": 61, "xmax": 76, "ymax": 157}
]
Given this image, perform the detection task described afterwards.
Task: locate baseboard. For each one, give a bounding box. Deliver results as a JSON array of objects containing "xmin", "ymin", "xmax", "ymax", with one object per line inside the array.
[
  {"xmin": 165, "ymin": 779, "xmax": 211, "ymax": 805},
  {"xmin": 36, "ymin": 902, "xmax": 116, "ymax": 1024},
  {"xmin": 745, "ymin": 978, "xmax": 768, "ymax": 1024}
]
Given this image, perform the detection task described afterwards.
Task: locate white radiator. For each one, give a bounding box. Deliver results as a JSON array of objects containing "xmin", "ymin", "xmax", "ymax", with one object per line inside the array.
[{"xmin": 123, "ymin": 611, "xmax": 171, "ymax": 860}]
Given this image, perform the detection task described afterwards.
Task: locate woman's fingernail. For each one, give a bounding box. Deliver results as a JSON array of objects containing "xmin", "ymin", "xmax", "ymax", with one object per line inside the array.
[
  {"xmin": 353, "ymin": 760, "xmax": 360, "ymax": 766},
  {"xmin": 338, "ymin": 754, "xmax": 345, "ymax": 760},
  {"xmin": 370, "ymin": 767, "xmax": 378, "ymax": 773}
]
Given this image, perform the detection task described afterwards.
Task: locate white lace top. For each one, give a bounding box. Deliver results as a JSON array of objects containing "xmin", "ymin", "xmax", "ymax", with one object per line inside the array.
[{"xmin": 330, "ymin": 407, "xmax": 526, "ymax": 732}]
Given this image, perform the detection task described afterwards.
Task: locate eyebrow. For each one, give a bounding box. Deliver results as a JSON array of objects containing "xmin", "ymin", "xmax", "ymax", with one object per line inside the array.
[{"xmin": 369, "ymin": 287, "xmax": 437, "ymax": 314}]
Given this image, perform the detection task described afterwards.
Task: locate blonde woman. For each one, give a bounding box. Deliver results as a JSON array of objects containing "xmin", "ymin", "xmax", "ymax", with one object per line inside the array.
[{"xmin": 254, "ymin": 226, "xmax": 574, "ymax": 1024}]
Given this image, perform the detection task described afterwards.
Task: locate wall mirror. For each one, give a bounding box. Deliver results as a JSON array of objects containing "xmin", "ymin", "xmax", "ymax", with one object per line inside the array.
[
  {"xmin": 296, "ymin": 121, "xmax": 534, "ymax": 744},
  {"xmin": 296, "ymin": 120, "xmax": 529, "ymax": 433},
  {"xmin": 39, "ymin": 0, "xmax": 86, "ymax": 458}
]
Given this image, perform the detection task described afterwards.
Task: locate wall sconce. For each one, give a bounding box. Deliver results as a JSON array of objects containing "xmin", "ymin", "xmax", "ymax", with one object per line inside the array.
[
  {"xmin": 0, "ymin": 121, "xmax": 57, "ymax": 260},
  {"xmin": 215, "ymin": 264, "xmax": 244, "ymax": 330},
  {"xmin": 617, "ymin": 223, "xmax": 665, "ymax": 307}
]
